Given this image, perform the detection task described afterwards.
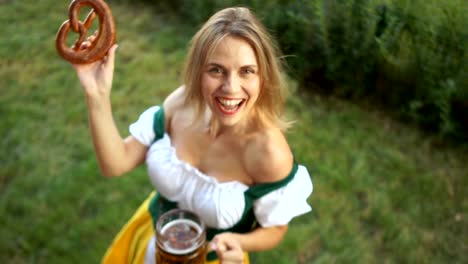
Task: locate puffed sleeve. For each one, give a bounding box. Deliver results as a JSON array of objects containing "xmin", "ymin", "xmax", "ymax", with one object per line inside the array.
[
  {"xmin": 128, "ymin": 105, "xmax": 161, "ymax": 146},
  {"xmin": 253, "ymin": 165, "xmax": 313, "ymax": 227}
]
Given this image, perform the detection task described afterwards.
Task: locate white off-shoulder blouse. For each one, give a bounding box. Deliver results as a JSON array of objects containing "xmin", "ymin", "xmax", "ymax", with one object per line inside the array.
[{"xmin": 129, "ymin": 105, "xmax": 313, "ymax": 230}]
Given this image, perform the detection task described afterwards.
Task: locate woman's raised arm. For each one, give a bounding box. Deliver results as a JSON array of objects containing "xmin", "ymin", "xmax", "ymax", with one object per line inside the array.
[{"xmin": 73, "ymin": 44, "xmax": 147, "ymax": 177}]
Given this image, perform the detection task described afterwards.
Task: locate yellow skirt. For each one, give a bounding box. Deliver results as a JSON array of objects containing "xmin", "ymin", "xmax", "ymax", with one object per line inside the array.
[{"xmin": 101, "ymin": 192, "xmax": 249, "ymax": 264}]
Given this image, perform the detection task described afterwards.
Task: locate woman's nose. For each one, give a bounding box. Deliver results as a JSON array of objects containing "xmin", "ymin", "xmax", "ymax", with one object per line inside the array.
[{"xmin": 222, "ymin": 73, "xmax": 240, "ymax": 92}]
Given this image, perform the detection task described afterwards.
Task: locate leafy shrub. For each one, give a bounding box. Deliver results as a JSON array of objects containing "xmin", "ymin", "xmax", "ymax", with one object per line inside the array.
[{"xmin": 376, "ymin": 0, "xmax": 468, "ymax": 139}]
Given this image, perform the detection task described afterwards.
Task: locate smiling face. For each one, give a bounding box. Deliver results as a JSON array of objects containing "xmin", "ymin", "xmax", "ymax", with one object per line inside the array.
[{"xmin": 201, "ymin": 36, "xmax": 260, "ymax": 129}]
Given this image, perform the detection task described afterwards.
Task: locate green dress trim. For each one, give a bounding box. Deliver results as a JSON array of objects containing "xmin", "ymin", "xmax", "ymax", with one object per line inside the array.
[{"xmin": 152, "ymin": 106, "xmax": 165, "ymax": 143}]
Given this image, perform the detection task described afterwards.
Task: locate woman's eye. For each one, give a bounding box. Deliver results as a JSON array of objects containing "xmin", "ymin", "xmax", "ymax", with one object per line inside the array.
[
  {"xmin": 242, "ymin": 68, "xmax": 255, "ymax": 74},
  {"xmin": 209, "ymin": 67, "xmax": 223, "ymax": 74}
]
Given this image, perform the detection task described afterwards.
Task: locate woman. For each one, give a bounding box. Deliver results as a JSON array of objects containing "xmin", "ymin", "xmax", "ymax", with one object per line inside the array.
[{"xmin": 73, "ymin": 7, "xmax": 313, "ymax": 264}]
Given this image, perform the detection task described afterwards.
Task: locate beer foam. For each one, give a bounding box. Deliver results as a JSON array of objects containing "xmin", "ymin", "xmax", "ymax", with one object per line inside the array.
[{"xmin": 160, "ymin": 219, "xmax": 203, "ymax": 255}]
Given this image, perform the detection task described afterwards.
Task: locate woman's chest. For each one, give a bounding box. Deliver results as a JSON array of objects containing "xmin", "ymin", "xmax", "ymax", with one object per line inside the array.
[{"xmin": 169, "ymin": 127, "xmax": 253, "ymax": 185}]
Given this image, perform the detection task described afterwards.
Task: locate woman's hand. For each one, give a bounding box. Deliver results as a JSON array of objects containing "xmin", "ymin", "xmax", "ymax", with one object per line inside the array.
[
  {"xmin": 72, "ymin": 35, "xmax": 118, "ymax": 99},
  {"xmin": 210, "ymin": 233, "xmax": 245, "ymax": 264}
]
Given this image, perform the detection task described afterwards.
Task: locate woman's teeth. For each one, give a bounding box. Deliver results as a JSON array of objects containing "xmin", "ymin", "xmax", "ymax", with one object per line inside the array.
[
  {"xmin": 216, "ymin": 98, "xmax": 244, "ymax": 113},
  {"xmin": 218, "ymin": 98, "xmax": 243, "ymax": 106}
]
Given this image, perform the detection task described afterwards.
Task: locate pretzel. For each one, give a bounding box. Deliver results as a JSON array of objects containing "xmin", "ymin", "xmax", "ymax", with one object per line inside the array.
[{"xmin": 56, "ymin": 0, "xmax": 116, "ymax": 64}]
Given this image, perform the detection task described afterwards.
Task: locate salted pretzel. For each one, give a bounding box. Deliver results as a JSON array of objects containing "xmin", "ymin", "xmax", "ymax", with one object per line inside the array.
[{"xmin": 56, "ymin": 0, "xmax": 116, "ymax": 64}]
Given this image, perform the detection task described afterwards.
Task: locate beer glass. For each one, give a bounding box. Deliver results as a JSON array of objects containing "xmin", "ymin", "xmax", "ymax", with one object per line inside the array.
[{"xmin": 156, "ymin": 209, "xmax": 207, "ymax": 264}]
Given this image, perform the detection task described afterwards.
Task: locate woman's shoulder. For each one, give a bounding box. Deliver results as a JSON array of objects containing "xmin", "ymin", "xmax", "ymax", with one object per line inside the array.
[
  {"xmin": 162, "ymin": 86, "xmax": 188, "ymax": 131},
  {"xmin": 244, "ymin": 127, "xmax": 293, "ymax": 184},
  {"xmin": 163, "ymin": 86, "xmax": 186, "ymax": 115}
]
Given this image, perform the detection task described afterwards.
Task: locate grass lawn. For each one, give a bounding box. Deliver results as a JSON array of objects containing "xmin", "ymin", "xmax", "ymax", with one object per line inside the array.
[{"xmin": 1, "ymin": 0, "xmax": 467, "ymax": 263}]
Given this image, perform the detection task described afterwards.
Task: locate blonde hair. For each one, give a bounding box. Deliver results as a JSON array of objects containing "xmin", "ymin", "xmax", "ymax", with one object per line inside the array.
[{"xmin": 183, "ymin": 7, "xmax": 291, "ymax": 131}]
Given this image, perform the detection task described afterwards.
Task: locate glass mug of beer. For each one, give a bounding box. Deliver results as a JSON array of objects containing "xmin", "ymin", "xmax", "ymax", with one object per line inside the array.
[{"xmin": 156, "ymin": 209, "xmax": 207, "ymax": 264}]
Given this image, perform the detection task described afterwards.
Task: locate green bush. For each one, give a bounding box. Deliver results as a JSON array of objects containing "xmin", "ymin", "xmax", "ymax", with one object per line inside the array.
[
  {"xmin": 376, "ymin": 0, "xmax": 468, "ymax": 139},
  {"xmin": 318, "ymin": 0, "xmax": 379, "ymax": 97}
]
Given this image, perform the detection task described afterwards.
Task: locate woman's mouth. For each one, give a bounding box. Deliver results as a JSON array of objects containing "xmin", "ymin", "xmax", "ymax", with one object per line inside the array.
[{"xmin": 215, "ymin": 97, "xmax": 245, "ymax": 115}]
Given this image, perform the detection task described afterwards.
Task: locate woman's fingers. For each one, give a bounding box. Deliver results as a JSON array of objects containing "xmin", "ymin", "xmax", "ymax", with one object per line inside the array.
[
  {"xmin": 81, "ymin": 40, "xmax": 91, "ymax": 50},
  {"xmin": 77, "ymin": 32, "xmax": 99, "ymax": 50},
  {"xmin": 103, "ymin": 44, "xmax": 118, "ymax": 69},
  {"xmin": 210, "ymin": 234, "xmax": 244, "ymax": 264},
  {"xmin": 220, "ymin": 250, "xmax": 245, "ymax": 264}
]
